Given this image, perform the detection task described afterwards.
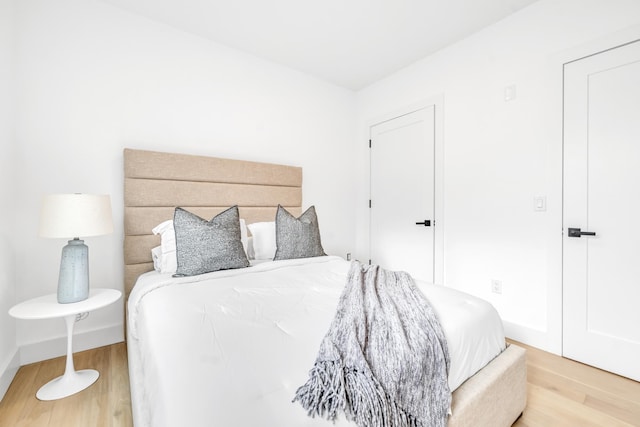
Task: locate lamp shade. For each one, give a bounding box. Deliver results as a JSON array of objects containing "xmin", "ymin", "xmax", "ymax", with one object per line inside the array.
[{"xmin": 39, "ymin": 194, "xmax": 114, "ymax": 238}]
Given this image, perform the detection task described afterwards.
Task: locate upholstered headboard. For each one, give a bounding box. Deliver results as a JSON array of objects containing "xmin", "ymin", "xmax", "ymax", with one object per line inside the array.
[{"xmin": 123, "ymin": 148, "xmax": 302, "ymax": 297}]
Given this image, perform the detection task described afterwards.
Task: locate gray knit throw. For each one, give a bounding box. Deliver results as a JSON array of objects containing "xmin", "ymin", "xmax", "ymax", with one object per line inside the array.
[{"xmin": 293, "ymin": 261, "xmax": 451, "ymax": 427}]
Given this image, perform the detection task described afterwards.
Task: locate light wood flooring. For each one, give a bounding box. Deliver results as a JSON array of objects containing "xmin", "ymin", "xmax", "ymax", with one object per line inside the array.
[
  {"xmin": 0, "ymin": 343, "xmax": 131, "ymax": 427},
  {"xmin": 0, "ymin": 340, "xmax": 638, "ymax": 426},
  {"xmin": 510, "ymin": 339, "xmax": 640, "ymax": 427}
]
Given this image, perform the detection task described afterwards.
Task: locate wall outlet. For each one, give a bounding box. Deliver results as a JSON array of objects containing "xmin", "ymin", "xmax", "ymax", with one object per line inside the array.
[
  {"xmin": 346, "ymin": 253, "xmax": 351, "ymax": 261},
  {"xmin": 491, "ymin": 279, "xmax": 502, "ymax": 294}
]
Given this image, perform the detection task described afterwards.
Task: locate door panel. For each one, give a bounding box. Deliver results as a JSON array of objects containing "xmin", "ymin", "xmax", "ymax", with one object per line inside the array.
[
  {"xmin": 563, "ymin": 40, "xmax": 640, "ymax": 381},
  {"xmin": 370, "ymin": 107, "xmax": 435, "ymax": 282}
]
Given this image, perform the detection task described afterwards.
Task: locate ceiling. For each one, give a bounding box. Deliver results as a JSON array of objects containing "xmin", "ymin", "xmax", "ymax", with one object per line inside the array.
[{"xmin": 101, "ymin": 0, "xmax": 540, "ymax": 90}]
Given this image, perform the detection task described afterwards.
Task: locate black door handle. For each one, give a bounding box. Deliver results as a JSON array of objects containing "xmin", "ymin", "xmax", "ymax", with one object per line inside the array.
[
  {"xmin": 568, "ymin": 227, "xmax": 596, "ymax": 238},
  {"xmin": 415, "ymin": 220, "xmax": 431, "ymax": 227}
]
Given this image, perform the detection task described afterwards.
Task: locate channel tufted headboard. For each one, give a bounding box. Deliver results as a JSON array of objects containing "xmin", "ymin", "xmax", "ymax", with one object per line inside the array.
[{"xmin": 123, "ymin": 148, "xmax": 302, "ymax": 298}]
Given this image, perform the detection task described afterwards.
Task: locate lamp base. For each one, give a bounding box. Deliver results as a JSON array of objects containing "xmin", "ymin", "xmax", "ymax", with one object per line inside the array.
[{"xmin": 57, "ymin": 238, "xmax": 89, "ymax": 304}]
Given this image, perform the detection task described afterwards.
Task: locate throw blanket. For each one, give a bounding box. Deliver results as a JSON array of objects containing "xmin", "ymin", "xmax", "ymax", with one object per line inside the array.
[{"xmin": 293, "ymin": 261, "xmax": 451, "ymax": 427}]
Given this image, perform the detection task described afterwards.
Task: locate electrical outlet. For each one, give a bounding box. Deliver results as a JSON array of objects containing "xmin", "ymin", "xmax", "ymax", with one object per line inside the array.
[
  {"xmin": 346, "ymin": 253, "xmax": 351, "ymax": 261},
  {"xmin": 491, "ymin": 279, "xmax": 502, "ymax": 294}
]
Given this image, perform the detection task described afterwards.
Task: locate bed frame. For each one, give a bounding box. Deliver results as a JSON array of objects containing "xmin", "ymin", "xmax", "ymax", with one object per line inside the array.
[{"xmin": 122, "ymin": 148, "xmax": 527, "ymax": 426}]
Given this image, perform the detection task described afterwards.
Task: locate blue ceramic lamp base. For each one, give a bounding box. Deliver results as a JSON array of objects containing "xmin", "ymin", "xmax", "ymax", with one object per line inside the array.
[{"xmin": 57, "ymin": 238, "xmax": 89, "ymax": 304}]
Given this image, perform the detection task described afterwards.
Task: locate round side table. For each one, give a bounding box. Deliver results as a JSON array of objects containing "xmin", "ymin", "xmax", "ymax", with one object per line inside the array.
[{"xmin": 9, "ymin": 288, "xmax": 121, "ymax": 400}]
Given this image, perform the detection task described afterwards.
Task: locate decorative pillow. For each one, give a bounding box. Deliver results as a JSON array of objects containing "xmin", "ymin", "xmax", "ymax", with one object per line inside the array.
[
  {"xmin": 246, "ymin": 221, "xmax": 276, "ymax": 260},
  {"xmin": 152, "ymin": 217, "xmax": 249, "ymax": 273},
  {"xmin": 274, "ymin": 205, "xmax": 326, "ymax": 261},
  {"xmin": 173, "ymin": 206, "xmax": 250, "ymax": 276}
]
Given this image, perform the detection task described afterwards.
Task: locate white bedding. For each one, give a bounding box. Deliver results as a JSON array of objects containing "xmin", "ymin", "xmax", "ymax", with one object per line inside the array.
[{"xmin": 127, "ymin": 256, "xmax": 505, "ymax": 427}]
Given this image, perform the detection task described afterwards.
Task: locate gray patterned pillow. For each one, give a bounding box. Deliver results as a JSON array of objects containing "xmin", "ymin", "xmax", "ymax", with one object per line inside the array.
[
  {"xmin": 173, "ymin": 206, "xmax": 249, "ymax": 276},
  {"xmin": 274, "ymin": 205, "xmax": 326, "ymax": 261}
]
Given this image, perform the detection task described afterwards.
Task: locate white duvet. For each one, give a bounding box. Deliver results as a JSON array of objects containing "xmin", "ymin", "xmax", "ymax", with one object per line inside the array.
[{"xmin": 127, "ymin": 256, "xmax": 505, "ymax": 427}]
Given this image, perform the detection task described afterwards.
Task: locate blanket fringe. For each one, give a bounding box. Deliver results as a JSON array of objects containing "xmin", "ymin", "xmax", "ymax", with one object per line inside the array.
[
  {"xmin": 293, "ymin": 360, "xmax": 431, "ymax": 427},
  {"xmin": 293, "ymin": 360, "xmax": 346, "ymax": 422}
]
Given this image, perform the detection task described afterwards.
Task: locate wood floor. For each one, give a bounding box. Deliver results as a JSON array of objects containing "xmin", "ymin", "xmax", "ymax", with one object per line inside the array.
[
  {"xmin": 0, "ymin": 343, "xmax": 132, "ymax": 427},
  {"xmin": 0, "ymin": 340, "xmax": 638, "ymax": 426},
  {"xmin": 510, "ymin": 340, "xmax": 640, "ymax": 427}
]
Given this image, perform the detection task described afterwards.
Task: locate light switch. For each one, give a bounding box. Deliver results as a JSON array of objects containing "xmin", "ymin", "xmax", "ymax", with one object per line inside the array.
[
  {"xmin": 534, "ymin": 196, "xmax": 546, "ymax": 212},
  {"xmin": 504, "ymin": 85, "xmax": 517, "ymax": 101}
]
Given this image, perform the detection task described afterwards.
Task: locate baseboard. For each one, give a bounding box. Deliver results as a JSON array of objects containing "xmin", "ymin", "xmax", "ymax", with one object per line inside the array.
[
  {"xmin": 19, "ymin": 324, "xmax": 124, "ymax": 366},
  {"xmin": 0, "ymin": 348, "xmax": 20, "ymax": 401},
  {"xmin": 503, "ymin": 320, "xmax": 560, "ymax": 355}
]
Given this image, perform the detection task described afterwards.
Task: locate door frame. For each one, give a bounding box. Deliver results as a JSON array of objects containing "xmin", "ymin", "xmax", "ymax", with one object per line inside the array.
[{"xmin": 365, "ymin": 95, "xmax": 445, "ymax": 285}]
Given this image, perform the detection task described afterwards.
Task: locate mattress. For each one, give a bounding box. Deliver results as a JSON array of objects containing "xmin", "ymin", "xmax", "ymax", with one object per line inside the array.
[{"xmin": 127, "ymin": 256, "xmax": 505, "ymax": 427}]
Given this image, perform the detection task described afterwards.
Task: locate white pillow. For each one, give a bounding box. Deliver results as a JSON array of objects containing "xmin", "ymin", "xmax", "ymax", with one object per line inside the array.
[
  {"xmin": 247, "ymin": 221, "xmax": 276, "ymax": 260},
  {"xmin": 152, "ymin": 220, "xmax": 177, "ymax": 274},
  {"xmin": 246, "ymin": 236, "xmax": 255, "ymax": 260},
  {"xmin": 151, "ymin": 218, "xmax": 249, "ymax": 273},
  {"xmin": 151, "ymin": 245, "xmax": 163, "ymax": 272},
  {"xmin": 239, "ymin": 219, "xmax": 248, "ymax": 255}
]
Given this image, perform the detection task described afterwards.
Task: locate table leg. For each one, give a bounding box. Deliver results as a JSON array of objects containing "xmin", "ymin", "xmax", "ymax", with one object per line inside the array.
[{"xmin": 36, "ymin": 313, "xmax": 99, "ymax": 400}]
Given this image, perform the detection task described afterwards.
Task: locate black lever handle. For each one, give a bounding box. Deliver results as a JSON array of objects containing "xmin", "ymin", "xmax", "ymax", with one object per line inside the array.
[
  {"xmin": 568, "ymin": 227, "xmax": 596, "ymax": 238},
  {"xmin": 415, "ymin": 220, "xmax": 431, "ymax": 227}
]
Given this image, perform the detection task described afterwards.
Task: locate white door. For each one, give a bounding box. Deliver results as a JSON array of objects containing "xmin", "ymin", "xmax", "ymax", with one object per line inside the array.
[
  {"xmin": 563, "ymin": 40, "xmax": 640, "ymax": 381},
  {"xmin": 370, "ymin": 106, "xmax": 435, "ymax": 282}
]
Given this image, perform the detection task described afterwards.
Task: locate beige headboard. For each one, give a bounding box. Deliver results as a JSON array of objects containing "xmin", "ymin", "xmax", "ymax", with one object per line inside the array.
[{"xmin": 123, "ymin": 148, "xmax": 302, "ymax": 297}]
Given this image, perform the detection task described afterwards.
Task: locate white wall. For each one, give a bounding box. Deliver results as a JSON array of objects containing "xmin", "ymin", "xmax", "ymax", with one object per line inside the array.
[
  {"xmin": 355, "ymin": 0, "xmax": 640, "ymax": 353},
  {"xmin": 12, "ymin": 0, "xmax": 356, "ymax": 362},
  {"xmin": 0, "ymin": 0, "xmax": 19, "ymax": 399},
  {"xmin": 10, "ymin": 0, "xmax": 640, "ymax": 369}
]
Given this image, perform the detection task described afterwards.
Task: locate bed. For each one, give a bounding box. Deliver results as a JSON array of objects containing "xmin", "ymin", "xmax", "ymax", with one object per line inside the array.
[{"xmin": 123, "ymin": 148, "xmax": 527, "ymax": 427}]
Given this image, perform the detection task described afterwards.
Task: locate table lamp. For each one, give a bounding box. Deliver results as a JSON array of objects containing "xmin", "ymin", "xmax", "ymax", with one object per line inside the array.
[{"xmin": 38, "ymin": 194, "xmax": 114, "ymax": 304}]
